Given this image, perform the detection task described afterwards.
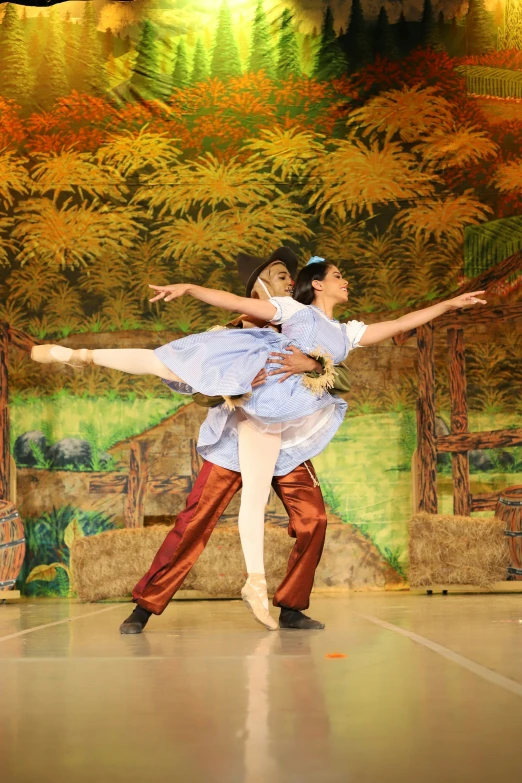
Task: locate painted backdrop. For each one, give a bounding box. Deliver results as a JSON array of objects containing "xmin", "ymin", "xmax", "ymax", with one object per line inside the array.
[{"xmin": 1, "ymin": 0, "xmax": 522, "ymax": 594}]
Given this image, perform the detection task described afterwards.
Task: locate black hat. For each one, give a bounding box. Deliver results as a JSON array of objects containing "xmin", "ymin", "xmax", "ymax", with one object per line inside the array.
[{"xmin": 236, "ymin": 247, "xmax": 298, "ymax": 297}]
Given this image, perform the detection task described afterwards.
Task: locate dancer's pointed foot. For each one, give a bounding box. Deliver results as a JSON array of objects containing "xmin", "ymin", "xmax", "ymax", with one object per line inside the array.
[
  {"xmin": 31, "ymin": 344, "xmax": 93, "ymax": 367},
  {"xmin": 241, "ymin": 575, "xmax": 278, "ymax": 631},
  {"xmin": 119, "ymin": 605, "xmax": 152, "ymax": 635},
  {"xmin": 279, "ymin": 607, "xmax": 325, "ymax": 630}
]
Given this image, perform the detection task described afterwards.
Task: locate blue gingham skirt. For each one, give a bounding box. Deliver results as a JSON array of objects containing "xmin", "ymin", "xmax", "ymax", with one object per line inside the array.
[{"xmin": 154, "ymin": 327, "xmax": 346, "ymax": 475}]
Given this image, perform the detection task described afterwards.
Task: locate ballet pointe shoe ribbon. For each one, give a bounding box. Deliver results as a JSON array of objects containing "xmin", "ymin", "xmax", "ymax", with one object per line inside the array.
[
  {"xmin": 241, "ymin": 574, "xmax": 278, "ymax": 631},
  {"xmin": 31, "ymin": 345, "xmax": 93, "ymax": 368}
]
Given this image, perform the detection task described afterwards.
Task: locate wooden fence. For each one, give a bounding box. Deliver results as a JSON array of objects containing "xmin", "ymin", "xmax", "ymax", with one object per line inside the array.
[
  {"xmin": 416, "ymin": 310, "xmax": 522, "ymax": 515},
  {"xmin": 88, "ymin": 438, "xmax": 200, "ymax": 528},
  {"xmin": 396, "ymin": 251, "xmax": 522, "ymax": 516}
]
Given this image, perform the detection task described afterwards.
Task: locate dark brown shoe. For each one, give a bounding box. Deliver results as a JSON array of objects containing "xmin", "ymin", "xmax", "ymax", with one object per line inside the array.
[
  {"xmin": 119, "ymin": 605, "xmax": 152, "ymax": 634},
  {"xmin": 279, "ymin": 608, "xmax": 325, "ymax": 630}
]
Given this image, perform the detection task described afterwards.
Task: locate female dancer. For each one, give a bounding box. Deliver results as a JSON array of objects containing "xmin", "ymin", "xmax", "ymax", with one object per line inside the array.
[{"xmin": 32, "ymin": 260, "xmax": 486, "ymax": 628}]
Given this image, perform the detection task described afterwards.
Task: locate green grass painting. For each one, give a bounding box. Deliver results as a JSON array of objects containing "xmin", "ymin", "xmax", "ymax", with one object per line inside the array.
[
  {"xmin": 10, "ymin": 393, "xmax": 190, "ymax": 454},
  {"xmin": 313, "ymin": 411, "xmax": 522, "ymax": 576}
]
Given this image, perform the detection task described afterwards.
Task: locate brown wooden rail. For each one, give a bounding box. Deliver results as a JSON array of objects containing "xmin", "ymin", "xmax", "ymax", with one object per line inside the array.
[
  {"xmin": 437, "ymin": 428, "xmax": 522, "ymax": 453},
  {"xmin": 471, "ymin": 492, "xmax": 502, "ymax": 512}
]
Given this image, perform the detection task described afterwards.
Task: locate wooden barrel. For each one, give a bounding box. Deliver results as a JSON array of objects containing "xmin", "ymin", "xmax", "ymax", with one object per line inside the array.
[
  {"xmin": 0, "ymin": 500, "xmax": 26, "ymax": 591},
  {"xmin": 496, "ymin": 486, "xmax": 522, "ymax": 581}
]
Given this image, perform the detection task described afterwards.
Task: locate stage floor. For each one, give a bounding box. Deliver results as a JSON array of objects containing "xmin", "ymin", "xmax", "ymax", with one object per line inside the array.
[{"xmin": 1, "ymin": 593, "xmax": 522, "ymax": 782}]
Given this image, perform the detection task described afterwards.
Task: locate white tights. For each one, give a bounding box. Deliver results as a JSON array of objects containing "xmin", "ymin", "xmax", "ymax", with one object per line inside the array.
[
  {"xmin": 48, "ymin": 346, "xmax": 183, "ymax": 383},
  {"xmin": 237, "ymin": 418, "xmax": 281, "ymax": 577},
  {"xmin": 92, "ymin": 349, "xmax": 183, "ymax": 383},
  {"xmin": 53, "ymin": 346, "xmax": 280, "ymax": 585}
]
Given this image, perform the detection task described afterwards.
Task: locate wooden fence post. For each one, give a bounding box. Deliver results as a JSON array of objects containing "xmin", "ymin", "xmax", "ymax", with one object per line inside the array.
[
  {"xmin": 411, "ymin": 448, "xmax": 420, "ymax": 514},
  {"xmin": 0, "ymin": 323, "xmax": 10, "ymax": 501},
  {"xmin": 448, "ymin": 328, "xmax": 470, "ymax": 515},
  {"xmin": 125, "ymin": 440, "xmax": 149, "ymax": 528},
  {"xmin": 416, "ymin": 323, "xmax": 438, "ymax": 513}
]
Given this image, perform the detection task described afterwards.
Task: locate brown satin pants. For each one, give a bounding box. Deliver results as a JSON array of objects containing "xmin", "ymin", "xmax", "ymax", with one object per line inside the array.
[{"xmin": 133, "ymin": 459, "xmax": 327, "ymax": 614}]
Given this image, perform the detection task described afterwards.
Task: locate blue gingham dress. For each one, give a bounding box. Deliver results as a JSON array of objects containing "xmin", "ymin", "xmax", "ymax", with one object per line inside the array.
[{"xmin": 155, "ymin": 297, "xmax": 366, "ymax": 475}]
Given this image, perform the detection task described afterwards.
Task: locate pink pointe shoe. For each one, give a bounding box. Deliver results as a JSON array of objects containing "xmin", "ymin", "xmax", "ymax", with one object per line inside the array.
[
  {"xmin": 31, "ymin": 345, "xmax": 93, "ymax": 368},
  {"xmin": 241, "ymin": 575, "xmax": 279, "ymax": 631}
]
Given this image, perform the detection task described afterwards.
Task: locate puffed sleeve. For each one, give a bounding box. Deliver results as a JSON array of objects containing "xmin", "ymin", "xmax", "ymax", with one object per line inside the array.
[
  {"xmin": 268, "ymin": 297, "xmax": 308, "ymax": 325},
  {"xmin": 343, "ymin": 320, "xmax": 367, "ymax": 351}
]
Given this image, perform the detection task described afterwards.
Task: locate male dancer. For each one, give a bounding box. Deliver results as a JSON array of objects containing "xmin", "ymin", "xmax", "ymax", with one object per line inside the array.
[{"xmin": 120, "ymin": 247, "xmax": 351, "ymax": 634}]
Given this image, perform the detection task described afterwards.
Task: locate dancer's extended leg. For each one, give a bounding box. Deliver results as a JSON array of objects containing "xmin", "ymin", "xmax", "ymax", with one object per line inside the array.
[
  {"xmin": 237, "ymin": 418, "xmax": 281, "ymax": 631},
  {"xmin": 91, "ymin": 349, "xmax": 181, "ymax": 382},
  {"xmin": 31, "ymin": 346, "xmax": 182, "ymax": 383}
]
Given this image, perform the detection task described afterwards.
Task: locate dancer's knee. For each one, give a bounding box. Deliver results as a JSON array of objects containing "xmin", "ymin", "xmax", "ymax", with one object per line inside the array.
[
  {"xmin": 315, "ymin": 514, "xmax": 327, "ymax": 537},
  {"xmin": 240, "ymin": 483, "xmax": 272, "ymax": 509}
]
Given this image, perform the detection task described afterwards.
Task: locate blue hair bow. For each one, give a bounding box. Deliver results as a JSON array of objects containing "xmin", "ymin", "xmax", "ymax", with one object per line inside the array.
[{"xmin": 307, "ymin": 256, "xmax": 325, "ymax": 266}]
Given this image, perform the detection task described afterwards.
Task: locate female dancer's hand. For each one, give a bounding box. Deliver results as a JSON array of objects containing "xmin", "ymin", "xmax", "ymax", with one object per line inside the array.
[
  {"xmin": 252, "ymin": 368, "xmax": 267, "ymax": 388},
  {"xmin": 267, "ymin": 345, "xmax": 322, "ymax": 383},
  {"xmin": 361, "ymin": 289, "xmax": 487, "ymax": 346},
  {"xmin": 447, "ymin": 290, "xmax": 487, "ymax": 309},
  {"xmin": 149, "ymin": 284, "xmax": 190, "ymax": 303}
]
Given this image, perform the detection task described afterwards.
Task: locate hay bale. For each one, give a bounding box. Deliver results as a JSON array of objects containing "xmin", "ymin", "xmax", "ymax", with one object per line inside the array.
[
  {"xmin": 408, "ymin": 513, "xmax": 510, "ymax": 588},
  {"xmin": 71, "ymin": 526, "xmax": 167, "ymax": 603},
  {"xmin": 71, "ymin": 524, "xmax": 294, "ymax": 602}
]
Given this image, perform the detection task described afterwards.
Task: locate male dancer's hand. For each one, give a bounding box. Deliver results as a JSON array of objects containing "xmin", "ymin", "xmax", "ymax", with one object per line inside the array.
[{"xmin": 267, "ymin": 345, "xmax": 322, "ymax": 383}]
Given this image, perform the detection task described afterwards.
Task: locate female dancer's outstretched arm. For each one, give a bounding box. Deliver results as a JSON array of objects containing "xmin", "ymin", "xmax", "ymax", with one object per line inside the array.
[
  {"xmin": 360, "ymin": 291, "xmax": 487, "ymax": 346},
  {"xmin": 149, "ymin": 283, "xmax": 279, "ymax": 322}
]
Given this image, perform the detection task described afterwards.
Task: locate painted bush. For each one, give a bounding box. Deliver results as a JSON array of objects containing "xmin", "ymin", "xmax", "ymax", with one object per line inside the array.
[{"xmin": 18, "ymin": 506, "xmax": 118, "ymax": 597}]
